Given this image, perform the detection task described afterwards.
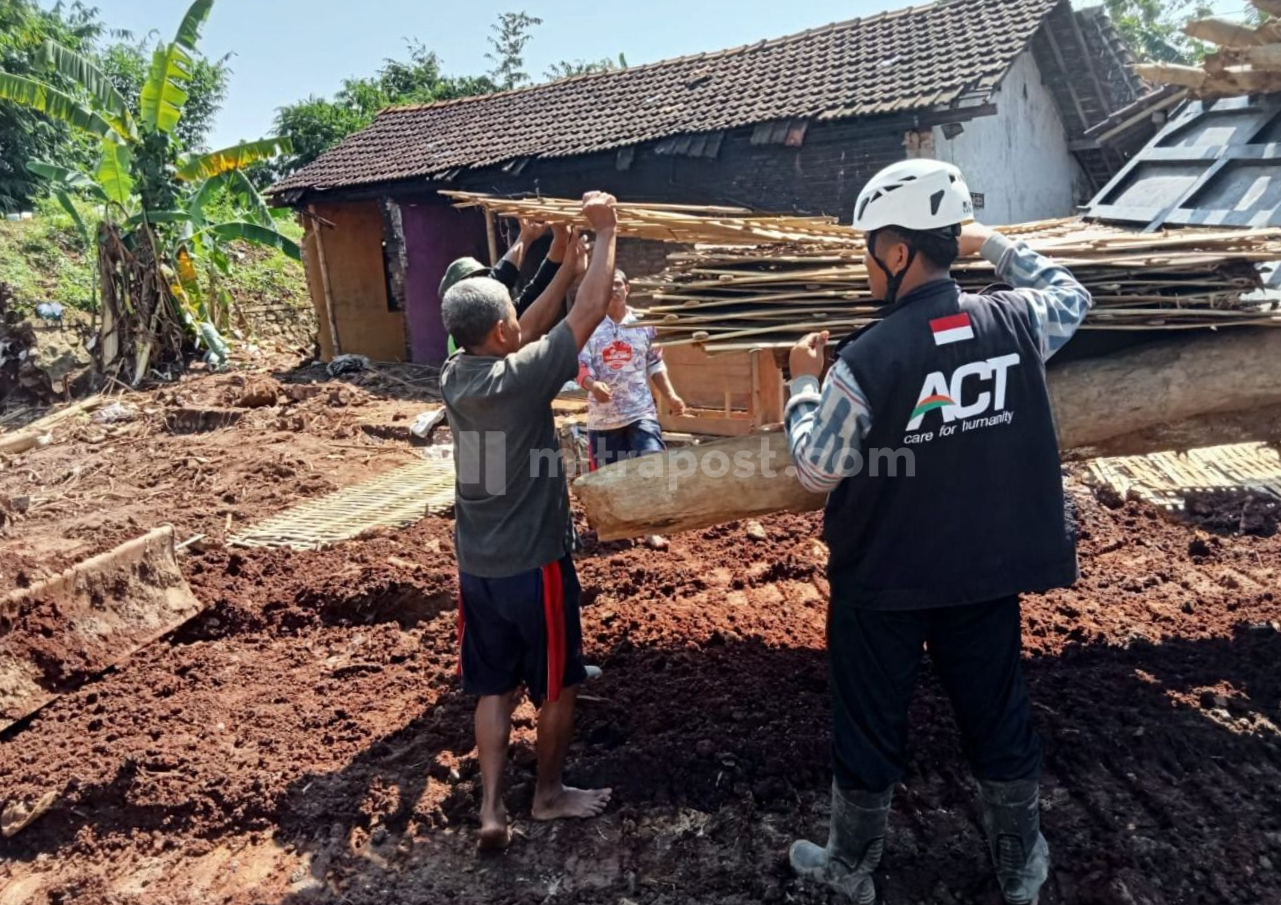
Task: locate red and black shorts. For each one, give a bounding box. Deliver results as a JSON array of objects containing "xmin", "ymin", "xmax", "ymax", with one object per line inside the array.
[{"xmin": 457, "ymin": 555, "xmax": 587, "ymax": 706}]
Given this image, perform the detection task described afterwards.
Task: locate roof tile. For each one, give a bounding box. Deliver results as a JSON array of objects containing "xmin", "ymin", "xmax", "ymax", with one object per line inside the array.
[{"xmin": 271, "ymin": 0, "xmax": 1061, "ymax": 195}]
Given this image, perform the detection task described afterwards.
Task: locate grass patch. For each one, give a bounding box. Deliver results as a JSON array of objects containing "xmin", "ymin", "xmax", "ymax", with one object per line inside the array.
[
  {"xmin": 0, "ymin": 199, "xmax": 308, "ymax": 317},
  {"xmin": 0, "ymin": 203, "xmax": 95, "ymax": 313}
]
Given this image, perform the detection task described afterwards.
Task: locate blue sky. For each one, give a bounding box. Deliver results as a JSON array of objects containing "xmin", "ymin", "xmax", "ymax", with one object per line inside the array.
[{"xmin": 43, "ymin": 0, "xmax": 1250, "ymax": 150}]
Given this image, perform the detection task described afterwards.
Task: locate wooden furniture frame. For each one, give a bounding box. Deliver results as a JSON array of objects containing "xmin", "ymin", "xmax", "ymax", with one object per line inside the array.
[{"xmin": 658, "ymin": 346, "xmax": 786, "ymax": 437}]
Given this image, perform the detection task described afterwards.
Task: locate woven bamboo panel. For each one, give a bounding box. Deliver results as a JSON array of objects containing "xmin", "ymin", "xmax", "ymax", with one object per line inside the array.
[
  {"xmin": 1088, "ymin": 443, "xmax": 1281, "ymax": 510},
  {"xmin": 228, "ymin": 457, "xmax": 455, "ymax": 550}
]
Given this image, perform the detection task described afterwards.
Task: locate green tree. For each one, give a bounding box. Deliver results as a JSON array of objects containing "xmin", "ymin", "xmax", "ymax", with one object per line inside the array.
[
  {"xmin": 0, "ymin": 0, "xmax": 102, "ymax": 211},
  {"xmin": 0, "ymin": 0, "xmax": 297, "ymax": 382},
  {"xmin": 267, "ymin": 40, "xmax": 498, "ymax": 181},
  {"xmin": 486, "ymin": 11, "xmax": 542, "ymax": 89},
  {"xmin": 1103, "ymin": 0, "xmax": 1214, "ymax": 63},
  {"xmin": 546, "ymin": 52, "xmax": 628, "ymax": 81}
]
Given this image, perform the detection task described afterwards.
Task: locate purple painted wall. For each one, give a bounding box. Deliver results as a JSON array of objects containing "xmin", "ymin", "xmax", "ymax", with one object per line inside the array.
[{"xmin": 399, "ymin": 201, "xmax": 489, "ymax": 364}]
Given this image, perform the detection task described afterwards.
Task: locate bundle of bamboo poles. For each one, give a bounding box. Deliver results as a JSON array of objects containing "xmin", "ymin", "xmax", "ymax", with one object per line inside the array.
[
  {"xmin": 633, "ymin": 222, "xmax": 1281, "ymax": 353},
  {"xmin": 1136, "ymin": 0, "xmax": 1281, "ymax": 97},
  {"xmin": 441, "ymin": 190, "xmax": 858, "ymax": 245}
]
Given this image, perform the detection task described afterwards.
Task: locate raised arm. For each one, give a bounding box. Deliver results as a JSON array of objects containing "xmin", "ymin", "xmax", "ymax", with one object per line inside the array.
[
  {"xmin": 517, "ymin": 226, "xmax": 579, "ymax": 346},
  {"xmin": 566, "ymin": 193, "xmax": 619, "ymax": 350},
  {"xmin": 961, "ymin": 223, "xmax": 1093, "ymax": 362},
  {"xmin": 514, "ymin": 225, "xmax": 568, "ymax": 316},
  {"xmin": 492, "ymin": 218, "xmax": 547, "ymax": 289}
]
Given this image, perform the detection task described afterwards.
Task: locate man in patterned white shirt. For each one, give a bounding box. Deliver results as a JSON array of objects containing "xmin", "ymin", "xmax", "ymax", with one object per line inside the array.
[{"xmin": 578, "ymin": 269, "xmax": 686, "ymax": 548}]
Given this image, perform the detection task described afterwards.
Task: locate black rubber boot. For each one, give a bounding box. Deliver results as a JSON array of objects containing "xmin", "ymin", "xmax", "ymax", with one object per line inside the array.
[
  {"xmin": 979, "ymin": 779, "xmax": 1050, "ymax": 905},
  {"xmin": 789, "ymin": 782, "xmax": 893, "ymax": 904}
]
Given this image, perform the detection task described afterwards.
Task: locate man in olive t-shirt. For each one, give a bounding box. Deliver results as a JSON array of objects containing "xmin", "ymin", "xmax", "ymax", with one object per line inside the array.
[{"xmin": 439, "ymin": 191, "xmax": 619, "ymax": 852}]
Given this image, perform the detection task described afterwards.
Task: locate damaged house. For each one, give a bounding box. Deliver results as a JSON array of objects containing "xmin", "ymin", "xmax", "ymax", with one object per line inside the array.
[{"xmin": 268, "ymin": 0, "xmax": 1144, "ymax": 366}]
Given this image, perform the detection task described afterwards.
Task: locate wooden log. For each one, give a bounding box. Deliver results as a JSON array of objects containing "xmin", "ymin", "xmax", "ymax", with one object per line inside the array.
[
  {"xmin": 1184, "ymin": 18, "xmax": 1269, "ymax": 47},
  {"xmin": 1223, "ymin": 44, "xmax": 1281, "ymax": 69},
  {"xmin": 1134, "ymin": 63, "xmax": 1208, "ymax": 90},
  {"xmin": 0, "ymin": 432, "xmax": 50, "ymax": 456},
  {"xmin": 1207, "ymin": 67, "xmax": 1281, "ymax": 96},
  {"xmin": 574, "ymin": 330, "xmax": 1281, "ymax": 540},
  {"xmin": 1250, "ymin": 0, "xmax": 1281, "ymax": 19}
]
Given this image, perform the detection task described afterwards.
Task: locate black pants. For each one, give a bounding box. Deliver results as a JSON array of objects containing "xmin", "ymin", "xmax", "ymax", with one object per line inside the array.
[{"xmin": 829, "ymin": 595, "xmax": 1041, "ymax": 791}]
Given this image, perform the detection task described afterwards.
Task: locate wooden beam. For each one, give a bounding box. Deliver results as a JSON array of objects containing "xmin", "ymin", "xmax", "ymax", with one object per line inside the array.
[
  {"xmin": 1066, "ymin": 7, "xmax": 1114, "ymax": 127},
  {"xmin": 485, "ymin": 211, "xmax": 500, "ymax": 266},
  {"xmin": 1089, "ymin": 91, "xmax": 1188, "ymax": 146},
  {"xmin": 1041, "ymin": 26, "xmax": 1092, "ymax": 133},
  {"xmin": 1136, "ymin": 63, "xmax": 1209, "ymax": 90},
  {"xmin": 309, "ymin": 204, "xmax": 342, "ymax": 358},
  {"xmin": 1250, "ymin": 0, "xmax": 1281, "ymax": 18},
  {"xmin": 574, "ymin": 329, "xmax": 1281, "ymax": 540},
  {"xmin": 1184, "ymin": 18, "xmax": 1269, "ymax": 48}
]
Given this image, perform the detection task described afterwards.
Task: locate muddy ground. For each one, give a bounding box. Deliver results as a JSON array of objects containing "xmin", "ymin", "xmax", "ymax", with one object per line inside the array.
[{"xmin": 1, "ymin": 362, "xmax": 1279, "ymax": 905}]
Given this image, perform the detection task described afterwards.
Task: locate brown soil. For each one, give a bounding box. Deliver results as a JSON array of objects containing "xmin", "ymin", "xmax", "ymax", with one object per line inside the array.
[
  {"xmin": 1184, "ymin": 489, "xmax": 1281, "ymax": 538},
  {"xmin": 1, "ymin": 363, "xmax": 1279, "ymax": 905}
]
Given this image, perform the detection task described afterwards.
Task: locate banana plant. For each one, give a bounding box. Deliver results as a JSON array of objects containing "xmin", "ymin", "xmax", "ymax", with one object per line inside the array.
[{"xmin": 0, "ymin": 0, "xmax": 297, "ymax": 382}]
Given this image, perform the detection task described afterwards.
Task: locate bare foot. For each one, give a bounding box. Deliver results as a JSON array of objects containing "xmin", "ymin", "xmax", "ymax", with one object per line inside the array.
[
  {"xmin": 477, "ymin": 804, "xmax": 511, "ymax": 852},
  {"xmin": 645, "ymin": 535, "xmax": 669, "ymax": 550},
  {"xmin": 532, "ymin": 786, "xmax": 613, "ymax": 821}
]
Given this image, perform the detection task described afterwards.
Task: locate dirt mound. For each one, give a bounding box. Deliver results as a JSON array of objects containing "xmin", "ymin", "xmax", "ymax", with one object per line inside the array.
[
  {"xmin": 226, "ymin": 376, "xmax": 283, "ymax": 409},
  {"xmin": 1, "ymin": 491, "xmax": 1278, "ymax": 904},
  {"xmin": 1184, "ymin": 488, "xmax": 1281, "ymax": 537}
]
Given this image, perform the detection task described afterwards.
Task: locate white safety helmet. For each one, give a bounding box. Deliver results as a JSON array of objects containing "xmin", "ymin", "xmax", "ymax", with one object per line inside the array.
[{"xmin": 852, "ymin": 159, "xmax": 974, "ymax": 234}]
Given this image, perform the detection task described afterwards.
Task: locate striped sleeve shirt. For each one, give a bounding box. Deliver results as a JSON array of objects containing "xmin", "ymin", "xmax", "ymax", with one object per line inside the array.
[{"xmin": 785, "ymin": 232, "xmax": 1093, "ymax": 495}]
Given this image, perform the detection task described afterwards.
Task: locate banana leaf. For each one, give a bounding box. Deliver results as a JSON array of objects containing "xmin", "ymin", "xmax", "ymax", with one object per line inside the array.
[
  {"xmin": 139, "ymin": 43, "xmax": 193, "ymax": 135},
  {"xmin": 203, "ymin": 221, "xmax": 301, "ymax": 261},
  {"xmin": 52, "ymin": 189, "xmax": 90, "ymax": 244},
  {"xmin": 38, "ymin": 40, "xmax": 135, "ymax": 140},
  {"xmin": 173, "ymin": 0, "xmax": 215, "ymax": 52},
  {"xmin": 176, "ymin": 137, "xmax": 293, "ymax": 182},
  {"xmin": 26, "ymin": 160, "xmax": 109, "ymax": 201},
  {"xmin": 96, "ymin": 140, "xmax": 134, "ymax": 209},
  {"xmin": 125, "ymin": 210, "xmax": 194, "ymax": 229},
  {"xmin": 0, "ymin": 73, "xmax": 122, "ymax": 141}
]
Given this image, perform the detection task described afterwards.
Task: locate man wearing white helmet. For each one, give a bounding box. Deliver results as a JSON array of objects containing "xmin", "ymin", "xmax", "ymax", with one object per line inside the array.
[{"xmin": 785, "ymin": 159, "xmax": 1092, "ymax": 905}]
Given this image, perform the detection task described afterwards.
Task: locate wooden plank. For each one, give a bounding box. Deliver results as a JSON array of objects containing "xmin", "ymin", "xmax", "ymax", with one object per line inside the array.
[
  {"xmin": 751, "ymin": 348, "xmax": 786, "ymax": 430},
  {"xmin": 485, "ymin": 210, "xmax": 499, "ymax": 266},
  {"xmin": 1136, "ymin": 63, "xmax": 1209, "ymax": 89},
  {"xmin": 658, "ymin": 410, "xmax": 755, "ymax": 438}
]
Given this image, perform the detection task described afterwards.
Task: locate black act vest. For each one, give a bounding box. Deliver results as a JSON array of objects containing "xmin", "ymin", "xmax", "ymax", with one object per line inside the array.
[{"xmin": 824, "ymin": 279, "xmax": 1078, "ymax": 611}]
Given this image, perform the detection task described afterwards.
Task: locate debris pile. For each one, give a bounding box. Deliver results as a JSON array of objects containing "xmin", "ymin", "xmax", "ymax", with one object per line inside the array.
[
  {"xmin": 1136, "ymin": 2, "xmax": 1281, "ymax": 97},
  {"xmin": 634, "ymin": 224, "xmax": 1281, "ymax": 352}
]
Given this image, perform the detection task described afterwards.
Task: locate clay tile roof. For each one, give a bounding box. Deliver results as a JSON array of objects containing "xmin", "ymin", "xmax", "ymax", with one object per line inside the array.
[{"xmin": 270, "ymin": 0, "xmax": 1061, "ymax": 196}]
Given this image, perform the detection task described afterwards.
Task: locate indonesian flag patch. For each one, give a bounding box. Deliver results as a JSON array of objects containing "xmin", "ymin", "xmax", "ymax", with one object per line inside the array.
[{"xmin": 930, "ymin": 313, "xmax": 975, "ymax": 346}]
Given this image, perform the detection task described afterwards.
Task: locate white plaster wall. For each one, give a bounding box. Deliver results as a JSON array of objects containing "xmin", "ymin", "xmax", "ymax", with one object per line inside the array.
[{"xmin": 934, "ymin": 52, "xmax": 1081, "ymax": 226}]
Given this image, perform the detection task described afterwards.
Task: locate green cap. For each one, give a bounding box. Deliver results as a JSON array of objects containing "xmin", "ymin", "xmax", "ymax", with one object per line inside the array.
[{"xmin": 439, "ymin": 256, "xmax": 488, "ymax": 298}]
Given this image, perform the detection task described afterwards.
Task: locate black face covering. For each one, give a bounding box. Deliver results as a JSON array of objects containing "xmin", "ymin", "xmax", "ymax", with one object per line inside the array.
[{"xmin": 867, "ymin": 230, "xmax": 917, "ymax": 306}]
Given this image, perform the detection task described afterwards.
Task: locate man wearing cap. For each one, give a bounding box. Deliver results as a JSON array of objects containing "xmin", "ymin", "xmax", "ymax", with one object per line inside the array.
[
  {"xmin": 441, "ymin": 222, "xmax": 573, "ymax": 354},
  {"xmin": 785, "ymin": 160, "xmax": 1092, "ymax": 905}
]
